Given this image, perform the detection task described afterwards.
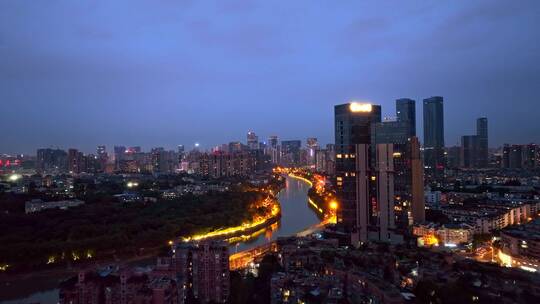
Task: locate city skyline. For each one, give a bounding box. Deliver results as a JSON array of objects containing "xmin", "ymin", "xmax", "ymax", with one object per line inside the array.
[{"xmin": 1, "ymin": 1, "xmax": 540, "ymax": 154}]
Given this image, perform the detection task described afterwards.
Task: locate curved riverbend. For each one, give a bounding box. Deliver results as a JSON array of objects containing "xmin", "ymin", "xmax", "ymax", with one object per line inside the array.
[{"xmin": 231, "ymin": 175, "xmax": 321, "ymax": 252}]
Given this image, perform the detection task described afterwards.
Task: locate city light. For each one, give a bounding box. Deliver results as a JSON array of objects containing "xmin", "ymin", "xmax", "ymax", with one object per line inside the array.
[
  {"xmin": 349, "ymin": 102, "xmax": 372, "ymax": 113},
  {"xmin": 8, "ymin": 174, "xmax": 21, "ymax": 181},
  {"xmin": 329, "ymin": 200, "xmax": 338, "ymax": 210},
  {"xmin": 126, "ymin": 181, "xmax": 139, "ymax": 188}
]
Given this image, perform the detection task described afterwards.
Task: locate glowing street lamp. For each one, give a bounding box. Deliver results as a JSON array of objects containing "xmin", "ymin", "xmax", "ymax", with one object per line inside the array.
[{"xmin": 329, "ymin": 200, "xmax": 338, "ymax": 210}]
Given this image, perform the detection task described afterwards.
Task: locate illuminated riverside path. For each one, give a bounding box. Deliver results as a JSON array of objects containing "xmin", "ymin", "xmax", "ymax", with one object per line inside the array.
[{"xmin": 229, "ymin": 175, "xmax": 323, "ymax": 269}]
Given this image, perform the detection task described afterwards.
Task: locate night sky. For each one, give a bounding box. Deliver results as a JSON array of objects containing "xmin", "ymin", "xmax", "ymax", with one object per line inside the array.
[{"xmin": 1, "ymin": 1, "xmax": 539, "ymax": 154}]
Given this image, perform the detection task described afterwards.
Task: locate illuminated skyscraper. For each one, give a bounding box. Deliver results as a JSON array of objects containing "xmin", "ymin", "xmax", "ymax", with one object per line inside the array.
[
  {"xmin": 423, "ymin": 96, "xmax": 445, "ymax": 182},
  {"xmin": 335, "ymin": 102, "xmax": 399, "ymax": 244}
]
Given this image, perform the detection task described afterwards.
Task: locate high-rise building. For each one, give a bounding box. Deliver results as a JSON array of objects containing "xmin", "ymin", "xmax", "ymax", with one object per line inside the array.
[
  {"xmin": 461, "ymin": 135, "xmax": 478, "ymax": 168},
  {"xmin": 68, "ymin": 148, "xmax": 84, "ymax": 174},
  {"xmin": 96, "ymin": 145, "xmax": 108, "ymax": 173},
  {"xmin": 396, "ymin": 98, "xmax": 416, "ymax": 137},
  {"xmin": 229, "ymin": 142, "xmax": 243, "ymax": 153},
  {"xmin": 476, "ymin": 117, "xmax": 488, "ymax": 167},
  {"xmin": 268, "ymin": 135, "xmax": 279, "ymax": 148},
  {"xmin": 36, "ymin": 148, "xmax": 68, "ymax": 173},
  {"xmin": 335, "ymin": 102, "xmax": 399, "ymax": 244},
  {"xmin": 281, "ymin": 140, "xmax": 302, "ymax": 166},
  {"xmin": 172, "ymin": 241, "xmax": 229, "ymax": 303},
  {"xmin": 151, "ymin": 148, "xmax": 176, "ymax": 174},
  {"xmin": 306, "ymin": 137, "xmax": 318, "ymax": 166},
  {"xmin": 502, "ymin": 144, "xmax": 538, "ymax": 169},
  {"xmin": 446, "ymin": 146, "xmax": 461, "ymax": 169},
  {"xmin": 410, "ymin": 137, "xmax": 425, "ymax": 224},
  {"xmin": 423, "ymin": 96, "xmax": 445, "ymax": 182},
  {"xmin": 373, "ymin": 118, "xmax": 411, "ymax": 227},
  {"xmin": 522, "ymin": 144, "xmax": 538, "ymax": 169},
  {"xmin": 247, "ymin": 131, "xmax": 259, "ymax": 150}
]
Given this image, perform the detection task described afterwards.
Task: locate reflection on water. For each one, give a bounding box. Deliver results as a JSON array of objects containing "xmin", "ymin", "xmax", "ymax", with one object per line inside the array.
[
  {"xmin": 0, "ymin": 176, "xmax": 318, "ymax": 303},
  {"xmin": 231, "ymin": 176, "xmax": 320, "ymax": 252}
]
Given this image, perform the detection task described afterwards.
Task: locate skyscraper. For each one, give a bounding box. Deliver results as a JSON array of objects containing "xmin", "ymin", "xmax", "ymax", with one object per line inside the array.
[
  {"xmin": 335, "ymin": 102, "xmax": 399, "ymax": 244},
  {"xmin": 476, "ymin": 117, "xmax": 488, "ymax": 168},
  {"xmin": 306, "ymin": 137, "xmax": 318, "ymax": 166},
  {"xmin": 247, "ymin": 131, "xmax": 259, "ymax": 150},
  {"xmin": 423, "ymin": 96, "xmax": 445, "ymax": 182},
  {"xmin": 410, "ymin": 136, "xmax": 425, "ymax": 224},
  {"xmin": 96, "ymin": 145, "xmax": 108, "ymax": 173},
  {"xmin": 68, "ymin": 148, "xmax": 84, "ymax": 174},
  {"xmin": 281, "ymin": 140, "xmax": 301, "ymax": 166},
  {"xmin": 461, "ymin": 135, "xmax": 478, "ymax": 168},
  {"xmin": 268, "ymin": 135, "xmax": 278, "ymax": 149},
  {"xmin": 396, "ymin": 98, "xmax": 416, "ymax": 137},
  {"xmin": 36, "ymin": 148, "xmax": 68, "ymax": 173}
]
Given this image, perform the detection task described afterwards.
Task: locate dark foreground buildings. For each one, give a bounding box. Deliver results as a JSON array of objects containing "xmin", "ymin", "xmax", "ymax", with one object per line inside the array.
[{"xmin": 59, "ymin": 241, "xmax": 230, "ymax": 304}]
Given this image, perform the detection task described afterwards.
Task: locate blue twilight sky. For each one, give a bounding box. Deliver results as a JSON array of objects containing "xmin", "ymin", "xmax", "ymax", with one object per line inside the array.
[{"xmin": 1, "ymin": 0, "xmax": 539, "ymax": 154}]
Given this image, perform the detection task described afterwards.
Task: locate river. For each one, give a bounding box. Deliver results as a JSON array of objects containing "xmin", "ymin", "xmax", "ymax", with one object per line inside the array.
[{"xmin": 0, "ymin": 175, "xmax": 318, "ymax": 304}]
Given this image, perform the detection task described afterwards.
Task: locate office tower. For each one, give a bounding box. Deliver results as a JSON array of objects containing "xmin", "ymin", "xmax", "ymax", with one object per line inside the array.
[
  {"xmin": 502, "ymin": 144, "xmax": 530, "ymax": 169},
  {"xmin": 375, "ymin": 143, "xmax": 395, "ymax": 241},
  {"xmin": 229, "ymin": 142, "xmax": 243, "ymax": 153},
  {"xmin": 177, "ymin": 145, "xmax": 185, "ymax": 153},
  {"xmin": 423, "ymin": 96, "xmax": 445, "ymax": 182},
  {"xmin": 96, "ymin": 145, "xmax": 108, "ymax": 172},
  {"xmin": 476, "ymin": 118, "xmax": 488, "ymax": 167},
  {"xmin": 306, "ymin": 137, "xmax": 318, "ymax": 166},
  {"xmin": 336, "ymin": 102, "xmax": 403, "ymax": 244},
  {"xmin": 373, "ymin": 118, "xmax": 410, "ymax": 228},
  {"xmin": 410, "ymin": 136, "xmax": 425, "ymax": 224},
  {"xmin": 151, "ymin": 148, "xmax": 176, "ymax": 174},
  {"xmin": 247, "ymin": 131, "xmax": 259, "ymax": 150},
  {"xmin": 68, "ymin": 148, "xmax": 84, "ymax": 174},
  {"xmin": 96, "ymin": 145, "xmax": 106, "ymax": 156},
  {"xmin": 461, "ymin": 135, "xmax": 478, "ymax": 168},
  {"xmin": 113, "ymin": 146, "xmax": 126, "ymax": 170},
  {"xmin": 522, "ymin": 144, "xmax": 538, "ymax": 169},
  {"xmin": 446, "ymin": 146, "xmax": 461, "ymax": 169},
  {"xmin": 173, "ymin": 241, "xmax": 229, "ymax": 303},
  {"xmin": 268, "ymin": 135, "xmax": 279, "ymax": 148},
  {"xmin": 396, "ymin": 98, "xmax": 416, "ymax": 137},
  {"xmin": 281, "ymin": 140, "xmax": 302, "ymax": 166},
  {"xmin": 36, "ymin": 148, "xmax": 68, "ymax": 173}
]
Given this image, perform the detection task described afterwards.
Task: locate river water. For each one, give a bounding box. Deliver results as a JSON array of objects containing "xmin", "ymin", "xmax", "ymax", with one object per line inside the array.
[{"xmin": 0, "ymin": 176, "xmax": 318, "ymax": 304}]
